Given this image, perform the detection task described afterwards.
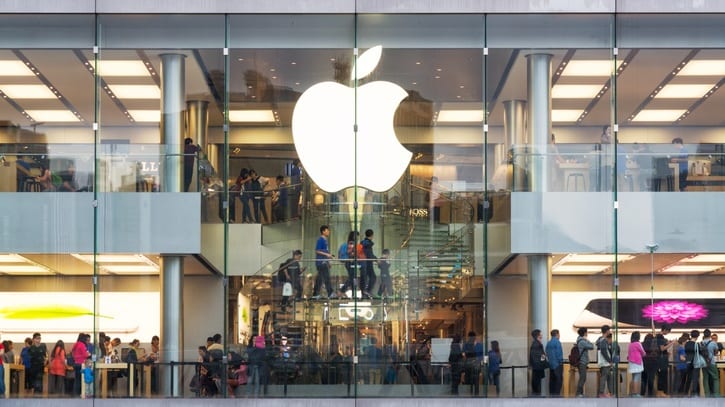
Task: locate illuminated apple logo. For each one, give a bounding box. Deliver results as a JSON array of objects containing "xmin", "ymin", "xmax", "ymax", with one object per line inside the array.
[{"xmin": 292, "ymin": 45, "xmax": 412, "ymax": 192}]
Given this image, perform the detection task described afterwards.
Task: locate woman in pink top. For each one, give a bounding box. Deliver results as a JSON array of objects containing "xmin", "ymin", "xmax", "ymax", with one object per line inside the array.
[
  {"xmin": 627, "ymin": 331, "xmax": 646, "ymax": 397},
  {"xmin": 71, "ymin": 333, "xmax": 90, "ymax": 396}
]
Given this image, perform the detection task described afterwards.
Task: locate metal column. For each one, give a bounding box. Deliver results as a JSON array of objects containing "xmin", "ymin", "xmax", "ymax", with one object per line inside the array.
[
  {"xmin": 503, "ymin": 99, "xmax": 527, "ymax": 191},
  {"xmin": 160, "ymin": 53, "xmax": 186, "ymax": 397}
]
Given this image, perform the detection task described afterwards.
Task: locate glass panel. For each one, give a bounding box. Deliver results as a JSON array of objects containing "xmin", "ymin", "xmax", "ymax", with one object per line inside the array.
[
  {"xmin": 357, "ymin": 14, "xmax": 485, "ymax": 397},
  {"xmin": 486, "ymin": 14, "xmax": 614, "ymax": 398},
  {"xmin": 97, "ymin": 14, "xmax": 225, "ymax": 398},
  {"xmin": 616, "ymin": 14, "xmax": 725, "ymax": 399},
  {"xmin": 0, "ymin": 14, "xmax": 96, "ymax": 399}
]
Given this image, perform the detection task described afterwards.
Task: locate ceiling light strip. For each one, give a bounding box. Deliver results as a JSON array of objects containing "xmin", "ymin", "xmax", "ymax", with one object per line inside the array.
[
  {"xmin": 72, "ymin": 50, "xmax": 133, "ymax": 123},
  {"xmin": 12, "ymin": 49, "xmax": 85, "ymax": 122},
  {"xmin": 135, "ymin": 50, "xmax": 161, "ymax": 87},
  {"xmin": 577, "ymin": 49, "xmax": 638, "ymax": 124},
  {"xmin": 0, "ymin": 89, "xmax": 36, "ymax": 122},
  {"xmin": 676, "ymin": 76, "xmax": 724, "ymax": 122},
  {"xmin": 627, "ymin": 49, "xmax": 699, "ymax": 123},
  {"xmin": 551, "ymin": 49, "xmax": 576, "ymax": 86}
]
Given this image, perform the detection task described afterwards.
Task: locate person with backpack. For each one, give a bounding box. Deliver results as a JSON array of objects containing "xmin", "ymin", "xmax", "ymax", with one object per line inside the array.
[
  {"xmin": 278, "ymin": 250, "xmax": 303, "ymax": 311},
  {"xmin": 360, "ymin": 229, "xmax": 378, "ymax": 299},
  {"xmin": 702, "ymin": 329, "xmax": 720, "ymax": 397},
  {"xmin": 641, "ymin": 333, "xmax": 659, "ymax": 397},
  {"xmin": 685, "ymin": 329, "xmax": 704, "ymax": 396},
  {"xmin": 627, "ymin": 331, "xmax": 645, "ymax": 397},
  {"xmin": 654, "ymin": 323, "xmax": 674, "ymax": 396},
  {"xmin": 545, "ymin": 329, "xmax": 564, "ymax": 396},
  {"xmin": 596, "ymin": 325, "xmax": 614, "ymax": 398},
  {"xmin": 463, "ymin": 331, "xmax": 480, "ymax": 396},
  {"xmin": 573, "ymin": 327, "xmax": 594, "ymax": 397}
]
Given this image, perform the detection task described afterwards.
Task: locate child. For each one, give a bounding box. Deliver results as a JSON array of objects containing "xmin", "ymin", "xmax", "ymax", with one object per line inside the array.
[
  {"xmin": 82, "ymin": 357, "xmax": 94, "ymax": 398},
  {"xmin": 377, "ymin": 249, "xmax": 393, "ymax": 298}
]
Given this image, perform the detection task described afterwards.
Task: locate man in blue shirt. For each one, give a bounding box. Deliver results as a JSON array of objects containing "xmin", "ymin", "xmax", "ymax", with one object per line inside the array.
[
  {"xmin": 545, "ymin": 329, "xmax": 564, "ymax": 396},
  {"xmin": 312, "ymin": 225, "xmax": 335, "ymax": 299}
]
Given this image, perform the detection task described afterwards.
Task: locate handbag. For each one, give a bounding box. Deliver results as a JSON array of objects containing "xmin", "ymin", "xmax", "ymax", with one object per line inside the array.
[{"xmin": 282, "ymin": 282, "xmax": 293, "ymax": 296}]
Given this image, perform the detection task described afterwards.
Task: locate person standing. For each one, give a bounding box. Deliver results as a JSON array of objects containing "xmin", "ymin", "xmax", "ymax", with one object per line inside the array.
[
  {"xmin": 674, "ymin": 333, "xmax": 690, "ymax": 395},
  {"xmin": 670, "ymin": 137, "xmax": 689, "ymax": 191},
  {"xmin": 487, "ymin": 341, "xmax": 502, "ymax": 396},
  {"xmin": 702, "ymin": 329, "xmax": 720, "ymax": 397},
  {"xmin": 596, "ymin": 325, "xmax": 614, "ymax": 398},
  {"xmin": 627, "ymin": 331, "xmax": 645, "ymax": 397},
  {"xmin": 49, "ymin": 340, "xmax": 68, "ymax": 396},
  {"xmin": 183, "ymin": 138, "xmax": 199, "ymax": 192},
  {"xmin": 0, "ymin": 335, "xmax": 5, "ymax": 397},
  {"xmin": 655, "ymin": 323, "xmax": 674, "ymax": 396},
  {"xmin": 529, "ymin": 329, "xmax": 547, "ymax": 397},
  {"xmin": 338, "ymin": 231, "xmax": 358, "ymax": 297},
  {"xmin": 279, "ymin": 250, "xmax": 304, "ymax": 308},
  {"xmin": 28, "ymin": 332, "xmax": 48, "ymax": 396},
  {"xmin": 463, "ymin": 331, "xmax": 480, "ymax": 396},
  {"xmin": 272, "ymin": 175, "xmax": 289, "ymax": 222},
  {"xmin": 448, "ymin": 334, "xmax": 464, "ymax": 395},
  {"xmin": 575, "ymin": 327, "xmax": 594, "ymax": 397},
  {"xmin": 312, "ymin": 225, "xmax": 335, "ymax": 299},
  {"xmin": 289, "ymin": 159, "xmax": 302, "ymax": 219},
  {"xmin": 360, "ymin": 229, "xmax": 377, "ymax": 299},
  {"xmin": 685, "ymin": 329, "xmax": 704, "ymax": 396},
  {"xmin": 545, "ymin": 329, "xmax": 564, "ymax": 396},
  {"xmin": 377, "ymin": 249, "xmax": 393, "ymax": 298}
]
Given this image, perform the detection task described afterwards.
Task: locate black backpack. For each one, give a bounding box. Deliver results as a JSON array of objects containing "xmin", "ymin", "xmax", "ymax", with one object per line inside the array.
[
  {"xmin": 569, "ymin": 343, "xmax": 581, "ymax": 366},
  {"xmin": 699, "ymin": 341, "xmax": 712, "ymax": 364}
]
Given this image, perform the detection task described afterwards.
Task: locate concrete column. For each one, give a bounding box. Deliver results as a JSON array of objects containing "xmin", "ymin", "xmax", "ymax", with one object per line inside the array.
[
  {"xmin": 526, "ymin": 54, "xmax": 552, "ymax": 193},
  {"xmin": 160, "ymin": 53, "xmax": 186, "ymax": 397},
  {"xmin": 186, "ymin": 100, "xmax": 209, "ymax": 192},
  {"xmin": 503, "ymin": 99, "xmax": 527, "ymax": 191}
]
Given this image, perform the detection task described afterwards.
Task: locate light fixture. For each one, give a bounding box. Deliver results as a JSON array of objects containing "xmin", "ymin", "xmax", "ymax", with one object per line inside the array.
[
  {"xmin": 677, "ymin": 60, "xmax": 725, "ymax": 76},
  {"xmin": 127, "ymin": 110, "xmax": 160, "ymax": 122},
  {"xmin": 660, "ymin": 265, "xmax": 721, "ymax": 273},
  {"xmin": 103, "ymin": 265, "xmax": 159, "ymax": 274},
  {"xmin": 0, "ymin": 85, "xmax": 57, "ymax": 99},
  {"xmin": 552, "ymin": 265, "xmax": 609, "ymax": 274},
  {"xmin": 436, "ymin": 110, "xmax": 484, "ymax": 122},
  {"xmin": 24, "ymin": 110, "xmax": 80, "ymax": 122},
  {"xmin": 0, "ymin": 61, "xmax": 35, "ymax": 76},
  {"xmin": 680, "ymin": 254, "xmax": 725, "ymax": 263},
  {"xmin": 563, "ymin": 254, "xmax": 635, "ymax": 263},
  {"xmin": 632, "ymin": 109, "xmax": 687, "ymax": 122},
  {"xmin": 654, "ymin": 84, "xmax": 713, "ymax": 99},
  {"xmin": 97, "ymin": 60, "xmax": 152, "ymax": 77},
  {"xmin": 551, "ymin": 109, "xmax": 584, "ymax": 122},
  {"xmin": 229, "ymin": 110, "xmax": 276, "ymax": 122},
  {"xmin": 560, "ymin": 60, "xmax": 623, "ymax": 77},
  {"xmin": 107, "ymin": 85, "xmax": 160, "ymax": 99},
  {"xmin": 0, "ymin": 265, "xmax": 52, "ymax": 274},
  {"xmin": 552, "ymin": 85, "xmax": 603, "ymax": 99},
  {"xmin": 71, "ymin": 254, "xmax": 156, "ymax": 264},
  {"xmin": 0, "ymin": 254, "xmax": 26, "ymax": 263}
]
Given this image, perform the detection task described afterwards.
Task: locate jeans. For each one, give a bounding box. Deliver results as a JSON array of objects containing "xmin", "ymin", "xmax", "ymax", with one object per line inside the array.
[
  {"xmin": 531, "ymin": 369, "xmax": 545, "ymax": 396},
  {"xmin": 703, "ymin": 364, "xmax": 720, "ymax": 396},
  {"xmin": 549, "ymin": 365, "xmax": 563, "ymax": 396},
  {"xmin": 247, "ymin": 365, "xmax": 261, "ymax": 397},
  {"xmin": 488, "ymin": 371, "xmax": 500, "ymax": 395},
  {"xmin": 598, "ymin": 365, "xmax": 613, "ymax": 395},
  {"xmin": 313, "ymin": 263, "xmax": 332, "ymax": 297},
  {"xmin": 576, "ymin": 363, "xmax": 588, "ymax": 396},
  {"xmin": 0, "ymin": 364, "xmax": 5, "ymax": 395}
]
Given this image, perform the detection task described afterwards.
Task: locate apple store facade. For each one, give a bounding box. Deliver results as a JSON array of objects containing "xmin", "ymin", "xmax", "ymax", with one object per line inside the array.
[{"xmin": 2, "ymin": 1, "xmax": 725, "ymax": 404}]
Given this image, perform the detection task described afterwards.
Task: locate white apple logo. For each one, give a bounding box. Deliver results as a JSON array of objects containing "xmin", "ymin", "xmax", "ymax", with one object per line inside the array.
[{"xmin": 292, "ymin": 45, "xmax": 412, "ymax": 192}]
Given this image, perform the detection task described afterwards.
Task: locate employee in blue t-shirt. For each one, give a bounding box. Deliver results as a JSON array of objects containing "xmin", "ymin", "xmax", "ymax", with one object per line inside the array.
[{"xmin": 312, "ymin": 225, "xmax": 335, "ymax": 299}]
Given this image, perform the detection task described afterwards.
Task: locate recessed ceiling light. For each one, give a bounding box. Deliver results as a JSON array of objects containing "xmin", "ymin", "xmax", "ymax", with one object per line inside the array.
[
  {"xmin": 661, "ymin": 265, "xmax": 721, "ymax": 273},
  {"xmin": 127, "ymin": 110, "xmax": 160, "ymax": 122},
  {"xmin": 229, "ymin": 110, "xmax": 276, "ymax": 122},
  {"xmin": 561, "ymin": 60, "xmax": 623, "ymax": 76},
  {"xmin": 0, "ymin": 265, "xmax": 51, "ymax": 273},
  {"xmin": 632, "ymin": 109, "xmax": 687, "ymax": 122},
  {"xmin": 654, "ymin": 84, "xmax": 713, "ymax": 99},
  {"xmin": 0, "ymin": 84, "xmax": 57, "ymax": 99},
  {"xmin": 552, "ymin": 84, "xmax": 603, "ymax": 99},
  {"xmin": 551, "ymin": 109, "xmax": 584, "ymax": 122},
  {"xmin": 564, "ymin": 254, "xmax": 635, "ymax": 263},
  {"xmin": 290, "ymin": 62, "xmax": 296, "ymax": 65},
  {"xmin": 437, "ymin": 110, "xmax": 483, "ymax": 122},
  {"xmin": 71, "ymin": 254, "xmax": 155, "ymax": 263},
  {"xmin": 107, "ymin": 85, "xmax": 160, "ymax": 99},
  {"xmin": 678, "ymin": 60, "xmax": 725, "ymax": 76},
  {"xmin": 103, "ymin": 265, "xmax": 158, "ymax": 274},
  {"xmin": 0, "ymin": 254, "xmax": 27, "ymax": 263},
  {"xmin": 24, "ymin": 110, "xmax": 80, "ymax": 122},
  {"xmin": 0, "ymin": 61, "xmax": 35, "ymax": 76},
  {"xmin": 97, "ymin": 60, "xmax": 151, "ymax": 77}
]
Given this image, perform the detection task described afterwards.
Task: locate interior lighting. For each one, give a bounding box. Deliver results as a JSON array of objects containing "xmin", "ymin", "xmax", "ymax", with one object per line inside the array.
[
  {"xmin": 680, "ymin": 254, "xmax": 725, "ymax": 263},
  {"xmin": 564, "ymin": 254, "xmax": 635, "ymax": 263},
  {"xmin": 677, "ymin": 60, "xmax": 725, "ymax": 76},
  {"xmin": 71, "ymin": 254, "xmax": 155, "ymax": 264},
  {"xmin": 0, "ymin": 254, "xmax": 26, "ymax": 263},
  {"xmin": 552, "ymin": 84, "xmax": 603, "ymax": 99},
  {"xmin": 97, "ymin": 60, "xmax": 152, "ymax": 77},
  {"xmin": 0, "ymin": 85, "xmax": 57, "ymax": 99},
  {"xmin": 632, "ymin": 109, "xmax": 687, "ymax": 122},
  {"xmin": 24, "ymin": 110, "xmax": 80, "ymax": 122},
  {"xmin": 229, "ymin": 110, "xmax": 276, "ymax": 122},
  {"xmin": 551, "ymin": 109, "xmax": 584, "ymax": 122},
  {"xmin": 127, "ymin": 110, "xmax": 160, "ymax": 122},
  {"xmin": 0, "ymin": 265, "xmax": 52, "ymax": 274},
  {"xmin": 0, "ymin": 61, "xmax": 35, "ymax": 76},
  {"xmin": 552, "ymin": 265, "xmax": 609, "ymax": 274},
  {"xmin": 654, "ymin": 84, "xmax": 713, "ymax": 99},
  {"xmin": 437, "ymin": 110, "xmax": 484, "ymax": 122},
  {"xmin": 660, "ymin": 265, "xmax": 721, "ymax": 273},
  {"xmin": 561, "ymin": 60, "xmax": 623, "ymax": 76},
  {"xmin": 107, "ymin": 85, "xmax": 160, "ymax": 99},
  {"xmin": 103, "ymin": 265, "xmax": 159, "ymax": 274}
]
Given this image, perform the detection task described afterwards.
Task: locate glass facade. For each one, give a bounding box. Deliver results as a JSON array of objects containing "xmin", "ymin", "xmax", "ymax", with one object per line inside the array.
[{"xmin": 0, "ymin": 9, "xmax": 724, "ymax": 401}]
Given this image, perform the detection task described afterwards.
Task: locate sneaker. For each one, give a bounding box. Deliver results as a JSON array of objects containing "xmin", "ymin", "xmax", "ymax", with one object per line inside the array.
[{"xmin": 311, "ymin": 295, "xmax": 321, "ymax": 300}]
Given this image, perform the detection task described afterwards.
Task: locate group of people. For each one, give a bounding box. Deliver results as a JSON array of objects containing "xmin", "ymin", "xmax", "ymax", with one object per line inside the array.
[
  {"xmin": 447, "ymin": 331, "xmax": 485, "ymax": 396},
  {"xmin": 528, "ymin": 323, "xmax": 722, "ymax": 398},
  {"xmin": 228, "ymin": 160, "xmax": 302, "ymax": 224}
]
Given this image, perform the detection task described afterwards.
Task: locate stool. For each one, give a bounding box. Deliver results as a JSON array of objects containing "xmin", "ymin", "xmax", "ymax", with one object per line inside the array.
[
  {"xmin": 566, "ymin": 173, "xmax": 585, "ymax": 191},
  {"xmin": 23, "ymin": 177, "xmax": 41, "ymax": 192}
]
